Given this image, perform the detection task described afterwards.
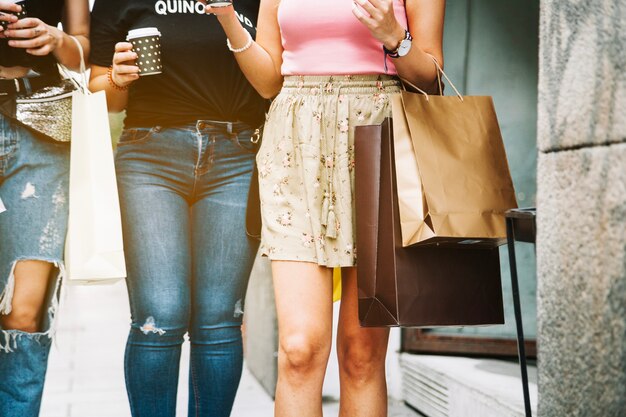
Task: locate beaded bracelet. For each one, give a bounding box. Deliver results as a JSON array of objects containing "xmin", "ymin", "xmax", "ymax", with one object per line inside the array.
[
  {"xmin": 107, "ymin": 65, "xmax": 129, "ymax": 91},
  {"xmin": 227, "ymin": 30, "xmax": 253, "ymax": 54}
]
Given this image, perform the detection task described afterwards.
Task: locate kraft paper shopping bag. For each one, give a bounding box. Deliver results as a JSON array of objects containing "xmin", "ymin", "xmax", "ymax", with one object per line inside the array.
[
  {"xmin": 393, "ymin": 61, "xmax": 517, "ymax": 247},
  {"xmin": 390, "ymin": 94, "xmax": 435, "ymax": 246}
]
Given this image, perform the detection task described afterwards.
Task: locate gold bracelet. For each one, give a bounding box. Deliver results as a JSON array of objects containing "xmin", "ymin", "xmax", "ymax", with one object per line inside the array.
[{"xmin": 107, "ymin": 66, "xmax": 129, "ymax": 91}]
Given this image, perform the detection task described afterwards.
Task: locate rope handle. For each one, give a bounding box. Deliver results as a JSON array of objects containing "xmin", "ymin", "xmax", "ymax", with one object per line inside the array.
[
  {"xmin": 400, "ymin": 54, "xmax": 464, "ymax": 102},
  {"xmin": 428, "ymin": 54, "xmax": 463, "ymax": 100}
]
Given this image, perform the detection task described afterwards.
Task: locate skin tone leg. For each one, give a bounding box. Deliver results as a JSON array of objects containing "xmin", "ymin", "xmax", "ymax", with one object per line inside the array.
[
  {"xmin": 337, "ymin": 267, "xmax": 390, "ymax": 417},
  {"xmin": 0, "ymin": 261, "xmax": 54, "ymax": 333},
  {"xmin": 272, "ymin": 261, "xmax": 334, "ymax": 417}
]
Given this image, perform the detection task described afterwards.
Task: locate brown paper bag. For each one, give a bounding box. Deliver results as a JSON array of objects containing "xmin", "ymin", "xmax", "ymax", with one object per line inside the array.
[
  {"xmin": 393, "ymin": 65, "xmax": 517, "ymax": 247},
  {"xmin": 355, "ymin": 120, "xmax": 505, "ymax": 327},
  {"xmin": 390, "ymin": 94, "xmax": 435, "ymax": 246}
]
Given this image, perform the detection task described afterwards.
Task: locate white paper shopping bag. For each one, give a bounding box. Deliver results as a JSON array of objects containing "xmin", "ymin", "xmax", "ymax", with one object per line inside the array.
[{"xmin": 65, "ymin": 88, "xmax": 127, "ymax": 285}]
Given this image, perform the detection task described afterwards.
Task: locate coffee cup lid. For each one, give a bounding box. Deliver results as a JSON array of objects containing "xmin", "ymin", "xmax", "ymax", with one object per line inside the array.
[{"xmin": 127, "ymin": 27, "xmax": 161, "ymax": 40}]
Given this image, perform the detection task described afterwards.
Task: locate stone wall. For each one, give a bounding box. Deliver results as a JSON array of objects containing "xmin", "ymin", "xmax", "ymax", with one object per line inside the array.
[{"xmin": 537, "ymin": 1, "xmax": 626, "ymax": 416}]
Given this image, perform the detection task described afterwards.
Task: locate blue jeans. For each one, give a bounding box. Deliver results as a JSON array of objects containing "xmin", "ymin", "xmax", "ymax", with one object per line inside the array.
[
  {"xmin": 115, "ymin": 121, "xmax": 259, "ymax": 417},
  {"xmin": 0, "ymin": 114, "xmax": 69, "ymax": 417}
]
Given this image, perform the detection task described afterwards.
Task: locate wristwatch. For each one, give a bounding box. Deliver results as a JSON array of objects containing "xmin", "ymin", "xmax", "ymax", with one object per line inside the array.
[{"xmin": 383, "ymin": 30, "xmax": 413, "ymax": 58}]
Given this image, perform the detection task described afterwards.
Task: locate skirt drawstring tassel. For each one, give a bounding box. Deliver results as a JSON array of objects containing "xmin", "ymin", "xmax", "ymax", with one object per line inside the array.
[{"xmin": 326, "ymin": 207, "xmax": 337, "ymax": 239}]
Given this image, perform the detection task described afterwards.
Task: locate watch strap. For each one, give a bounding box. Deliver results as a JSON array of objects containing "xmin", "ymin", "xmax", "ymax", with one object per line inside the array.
[{"xmin": 383, "ymin": 30, "xmax": 412, "ymax": 58}]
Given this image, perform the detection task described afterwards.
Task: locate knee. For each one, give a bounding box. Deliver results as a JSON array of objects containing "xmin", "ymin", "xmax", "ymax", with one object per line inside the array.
[
  {"xmin": 189, "ymin": 324, "xmax": 242, "ymax": 346},
  {"xmin": 338, "ymin": 334, "xmax": 388, "ymax": 382},
  {"xmin": 134, "ymin": 310, "xmax": 188, "ymax": 339},
  {"xmin": 0, "ymin": 307, "xmax": 41, "ymax": 333},
  {"xmin": 279, "ymin": 333, "xmax": 330, "ymax": 376}
]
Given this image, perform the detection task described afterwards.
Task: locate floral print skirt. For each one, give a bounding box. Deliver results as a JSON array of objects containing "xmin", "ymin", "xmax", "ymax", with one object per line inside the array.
[{"xmin": 257, "ymin": 75, "xmax": 401, "ymax": 267}]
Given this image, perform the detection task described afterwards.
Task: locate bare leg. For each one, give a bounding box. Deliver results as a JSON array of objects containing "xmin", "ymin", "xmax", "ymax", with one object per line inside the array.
[
  {"xmin": 0, "ymin": 260, "xmax": 54, "ymax": 332},
  {"xmin": 337, "ymin": 267, "xmax": 389, "ymax": 417},
  {"xmin": 272, "ymin": 261, "xmax": 334, "ymax": 417}
]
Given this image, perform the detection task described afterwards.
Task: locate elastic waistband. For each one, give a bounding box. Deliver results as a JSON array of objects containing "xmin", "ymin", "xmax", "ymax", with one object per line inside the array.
[{"xmin": 282, "ymin": 74, "xmax": 401, "ymax": 94}]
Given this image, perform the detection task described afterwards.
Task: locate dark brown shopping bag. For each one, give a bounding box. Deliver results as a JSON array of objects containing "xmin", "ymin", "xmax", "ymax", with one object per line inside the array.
[
  {"xmin": 392, "ymin": 62, "xmax": 517, "ymax": 247},
  {"xmin": 355, "ymin": 120, "xmax": 504, "ymax": 327},
  {"xmin": 245, "ymin": 163, "xmax": 262, "ymax": 240}
]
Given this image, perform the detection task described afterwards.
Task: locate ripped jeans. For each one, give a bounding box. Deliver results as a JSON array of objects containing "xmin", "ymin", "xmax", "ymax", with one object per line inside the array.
[
  {"xmin": 116, "ymin": 121, "xmax": 259, "ymax": 417},
  {"xmin": 0, "ymin": 114, "xmax": 69, "ymax": 417}
]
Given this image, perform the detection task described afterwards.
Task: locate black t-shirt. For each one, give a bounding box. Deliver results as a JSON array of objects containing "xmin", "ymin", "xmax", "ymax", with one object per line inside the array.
[
  {"xmin": 90, "ymin": 0, "xmax": 268, "ymax": 128},
  {"xmin": 0, "ymin": 0, "xmax": 63, "ymax": 74}
]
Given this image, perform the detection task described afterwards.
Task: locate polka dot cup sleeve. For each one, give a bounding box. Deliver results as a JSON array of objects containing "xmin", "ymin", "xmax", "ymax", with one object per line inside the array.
[
  {"xmin": 1, "ymin": 1, "xmax": 28, "ymax": 31},
  {"xmin": 127, "ymin": 27, "xmax": 163, "ymax": 76}
]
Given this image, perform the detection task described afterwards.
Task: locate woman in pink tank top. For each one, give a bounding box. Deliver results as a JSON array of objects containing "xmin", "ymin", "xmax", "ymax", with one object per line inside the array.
[{"xmin": 206, "ymin": 1, "xmax": 444, "ymax": 415}]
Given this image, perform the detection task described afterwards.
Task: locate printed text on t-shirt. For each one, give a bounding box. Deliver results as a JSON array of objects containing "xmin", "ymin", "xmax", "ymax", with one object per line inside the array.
[{"xmin": 154, "ymin": 0, "xmax": 254, "ymax": 28}]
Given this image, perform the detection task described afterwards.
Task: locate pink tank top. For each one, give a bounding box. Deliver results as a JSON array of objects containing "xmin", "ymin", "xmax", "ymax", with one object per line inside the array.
[{"xmin": 278, "ymin": 0, "xmax": 408, "ymax": 75}]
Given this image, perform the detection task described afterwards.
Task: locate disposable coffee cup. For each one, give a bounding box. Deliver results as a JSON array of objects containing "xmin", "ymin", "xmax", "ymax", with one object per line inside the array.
[
  {"xmin": 1, "ymin": 1, "xmax": 28, "ymax": 31},
  {"xmin": 127, "ymin": 27, "xmax": 162, "ymax": 76},
  {"xmin": 207, "ymin": 0, "xmax": 232, "ymax": 7}
]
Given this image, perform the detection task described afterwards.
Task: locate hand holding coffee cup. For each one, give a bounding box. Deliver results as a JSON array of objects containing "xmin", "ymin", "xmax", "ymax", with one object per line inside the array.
[
  {"xmin": 5, "ymin": 17, "xmax": 66, "ymax": 56},
  {"xmin": 207, "ymin": 0, "xmax": 233, "ymax": 7},
  {"xmin": 127, "ymin": 27, "xmax": 163, "ymax": 76},
  {"xmin": 111, "ymin": 42, "xmax": 140, "ymax": 88},
  {"xmin": 0, "ymin": 1, "xmax": 26, "ymax": 33},
  {"xmin": 202, "ymin": 0, "xmax": 234, "ymax": 16}
]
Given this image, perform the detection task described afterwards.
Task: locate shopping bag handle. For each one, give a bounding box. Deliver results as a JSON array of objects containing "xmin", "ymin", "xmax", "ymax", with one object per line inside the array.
[
  {"xmin": 58, "ymin": 35, "xmax": 90, "ymax": 94},
  {"xmin": 400, "ymin": 54, "xmax": 464, "ymax": 102}
]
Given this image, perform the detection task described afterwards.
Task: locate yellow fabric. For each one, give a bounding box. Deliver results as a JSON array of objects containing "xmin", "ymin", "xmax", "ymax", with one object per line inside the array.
[{"xmin": 333, "ymin": 268, "xmax": 342, "ymax": 302}]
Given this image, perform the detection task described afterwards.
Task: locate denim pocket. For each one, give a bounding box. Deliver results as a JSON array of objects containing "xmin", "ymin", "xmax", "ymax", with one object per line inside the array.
[
  {"xmin": 232, "ymin": 130, "xmax": 259, "ymax": 154},
  {"xmin": 117, "ymin": 127, "xmax": 155, "ymax": 146}
]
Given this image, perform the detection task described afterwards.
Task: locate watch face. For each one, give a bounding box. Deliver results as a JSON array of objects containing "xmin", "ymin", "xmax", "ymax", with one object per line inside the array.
[{"xmin": 398, "ymin": 39, "xmax": 412, "ymax": 57}]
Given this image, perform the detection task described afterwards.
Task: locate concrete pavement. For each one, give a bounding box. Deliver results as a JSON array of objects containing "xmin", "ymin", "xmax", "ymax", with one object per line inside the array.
[{"xmin": 40, "ymin": 282, "xmax": 420, "ymax": 417}]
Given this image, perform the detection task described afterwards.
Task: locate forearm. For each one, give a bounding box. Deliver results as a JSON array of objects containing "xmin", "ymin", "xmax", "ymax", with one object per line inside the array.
[
  {"xmin": 393, "ymin": 47, "xmax": 441, "ymax": 92},
  {"xmin": 51, "ymin": 29, "xmax": 90, "ymax": 71},
  {"xmin": 218, "ymin": 13, "xmax": 283, "ymax": 99},
  {"xmin": 89, "ymin": 73, "xmax": 129, "ymax": 113},
  {"xmin": 352, "ymin": 0, "xmax": 444, "ymax": 93},
  {"xmin": 379, "ymin": 23, "xmax": 440, "ymax": 91}
]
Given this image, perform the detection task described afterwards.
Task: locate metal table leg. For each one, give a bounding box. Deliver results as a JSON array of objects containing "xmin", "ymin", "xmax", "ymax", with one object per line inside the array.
[{"xmin": 506, "ymin": 217, "xmax": 532, "ymax": 417}]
